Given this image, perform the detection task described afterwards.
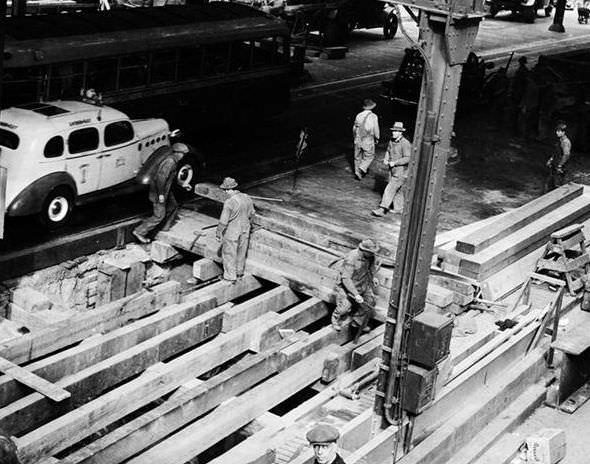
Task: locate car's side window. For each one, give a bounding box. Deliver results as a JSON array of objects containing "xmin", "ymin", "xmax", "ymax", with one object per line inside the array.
[
  {"xmin": 68, "ymin": 127, "xmax": 99, "ymax": 154},
  {"xmin": 44, "ymin": 136, "xmax": 64, "ymax": 159},
  {"xmin": 105, "ymin": 121, "xmax": 134, "ymax": 147}
]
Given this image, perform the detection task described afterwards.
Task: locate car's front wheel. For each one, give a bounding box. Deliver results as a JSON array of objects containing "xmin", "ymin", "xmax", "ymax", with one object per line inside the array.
[
  {"xmin": 39, "ymin": 187, "xmax": 74, "ymax": 230},
  {"xmin": 383, "ymin": 12, "xmax": 398, "ymax": 39}
]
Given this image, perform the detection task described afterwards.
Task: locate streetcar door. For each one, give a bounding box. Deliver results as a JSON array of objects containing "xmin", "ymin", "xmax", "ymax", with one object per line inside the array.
[
  {"xmin": 66, "ymin": 127, "xmax": 101, "ymax": 195},
  {"xmin": 98, "ymin": 120, "xmax": 138, "ymax": 189}
]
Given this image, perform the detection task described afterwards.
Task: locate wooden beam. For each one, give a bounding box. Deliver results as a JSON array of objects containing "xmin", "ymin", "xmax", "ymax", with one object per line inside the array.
[
  {"xmin": 15, "ymin": 304, "xmax": 311, "ymax": 464},
  {"xmin": 346, "ymin": 426, "xmax": 398, "ymax": 464},
  {"xmin": 182, "ymin": 275, "xmax": 262, "ymax": 305},
  {"xmin": 0, "ymin": 357, "xmax": 70, "ymax": 403},
  {"xmin": 455, "ymin": 183, "xmax": 583, "ymax": 254},
  {"xmin": 1, "ymin": 307, "xmax": 225, "ymax": 435},
  {"xmin": 223, "ymin": 287, "xmax": 300, "ymax": 333},
  {"xmin": 57, "ymin": 350, "xmax": 283, "ymax": 464},
  {"xmin": 125, "ymin": 346, "xmax": 339, "ymax": 464},
  {"xmin": 0, "ymin": 281, "xmax": 181, "ymax": 365}
]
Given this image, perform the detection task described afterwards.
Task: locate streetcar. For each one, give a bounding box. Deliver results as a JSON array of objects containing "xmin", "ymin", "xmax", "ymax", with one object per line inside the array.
[{"xmin": 1, "ymin": 3, "xmax": 292, "ymax": 132}]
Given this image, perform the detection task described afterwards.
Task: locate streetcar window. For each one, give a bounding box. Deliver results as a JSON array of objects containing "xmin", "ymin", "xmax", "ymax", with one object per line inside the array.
[
  {"xmin": 229, "ymin": 41, "xmax": 253, "ymax": 72},
  {"xmin": 68, "ymin": 127, "xmax": 98, "ymax": 154},
  {"xmin": 119, "ymin": 54, "xmax": 149, "ymax": 89},
  {"xmin": 203, "ymin": 43, "xmax": 230, "ymax": 76},
  {"xmin": 49, "ymin": 62, "xmax": 85, "ymax": 100},
  {"xmin": 178, "ymin": 47, "xmax": 203, "ymax": 79},
  {"xmin": 151, "ymin": 50, "xmax": 177, "ymax": 84},
  {"xmin": 105, "ymin": 121, "xmax": 134, "ymax": 147},
  {"xmin": 87, "ymin": 58, "xmax": 118, "ymax": 92},
  {"xmin": 0, "ymin": 129, "xmax": 19, "ymax": 150},
  {"xmin": 44, "ymin": 136, "xmax": 64, "ymax": 158}
]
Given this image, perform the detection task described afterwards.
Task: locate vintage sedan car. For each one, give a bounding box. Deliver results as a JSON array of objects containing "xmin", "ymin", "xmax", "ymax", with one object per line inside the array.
[{"xmin": 0, "ymin": 100, "xmax": 200, "ymax": 231}]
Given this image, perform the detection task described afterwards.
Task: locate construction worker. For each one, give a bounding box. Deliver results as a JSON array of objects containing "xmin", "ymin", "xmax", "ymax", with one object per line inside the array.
[
  {"xmin": 133, "ymin": 143, "xmax": 189, "ymax": 244},
  {"xmin": 371, "ymin": 122, "xmax": 412, "ymax": 217},
  {"xmin": 306, "ymin": 424, "xmax": 346, "ymax": 464},
  {"xmin": 352, "ymin": 99, "xmax": 380, "ymax": 180},
  {"xmin": 0, "ymin": 434, "xmax": 20, "ymax": 464},
  {"xmin": 332, "ymin": 239, "xmax": 380, "ymax": 332},
  {"xmin": 216, "ymin": 177, "xmax": 255, "ymax": 282},
  {"xmin": 544, "ymin": 121, "xmax": 572, "ymax": 192}
]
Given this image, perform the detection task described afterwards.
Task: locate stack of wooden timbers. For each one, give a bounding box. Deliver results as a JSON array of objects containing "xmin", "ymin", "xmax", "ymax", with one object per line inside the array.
[
  {"xmin": 183, "ymin": 183, "xmax": 478, "ymax": 319},
  {"xmin": 436, "ymin": 183, "xmax": 590, "ymax": 301}
]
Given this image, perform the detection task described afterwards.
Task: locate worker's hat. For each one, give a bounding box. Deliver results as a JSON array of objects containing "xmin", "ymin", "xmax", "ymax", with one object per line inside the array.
[
  {"xmin": 518, "ymin": 56, "xmax": 528, "ymax": 65},
  {"xmin": 172, "ymin": 143, "xmax": 189, "ymax": 154},
  {"xmin": 358, "ymin": 238, "xmax": 379, "ymax": 254},
  {"xmin": 555, "ymin": 121, "xmax": 567, "ymax": 131},
  {"xmin": 306, "ymin": 424, "xmax": 340, "ymax": 445},
  {"xmin": 390, "ymin": 122, "xmax": 406, "ymax": 132},
  {"xmin": 363, "ymin": 99, "xmax": 377, "ymax": 110},
  {"xmin": 219, "ymin": 177, "xmax": 239, "ymax": 190}
]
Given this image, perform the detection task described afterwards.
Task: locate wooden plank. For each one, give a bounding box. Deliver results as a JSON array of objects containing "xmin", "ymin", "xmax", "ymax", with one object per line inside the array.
[
  {"xmin": 125, "ymin": 346, "xmax": 338, "ymax": 464},
  {"xmin": 0, "ymin": 281, "xmax": 180, "ymax": 365},
  {"xmin": 0, "ymin": 294, "xmax": 216, "ymax": 408},
  {"xmin": 347, "ymin": 426, "xmax": 398, "ymax": 464},
  {"xmin": 223, "ymin": 287, "xmax": 300, "ymax": 333},
  {"xmin": 552, "ymin": 310, "xmax": 590, "ymax": 355},
  {"xmin": 0, "ymin": 307, "xmax": 225, "ymax": 435},
  {"xmin": 182, "ymin": 275, "xmax": 262, "ymax": 305},
  {"xmin": 274, "ymin": 298, "xmax": 330, "ymax": 332},
  {"xmin": 426, "ymin": 284, "xmax": 455, "ymax": 308},
  {"xmin": 15, "ymin": 305, "xmax": 309, "ymax": 464},
  {"xmin": 458, "ymin": 196, "xmax": 590, "ymax": 279},
  {"xmin": 455, "ymin": 183, "xmax": 583, "ymax": 254},
  {"xmin": 57, "ymin": 350, "xmax": 284, "ymax": 464},
  {"xmin": 0, "ymin": 357, "xmax": 70, "ymax": 403},
  {"xmin": 0, "ymin": 166, "xmax": 6, "ymax": 240},
  {"xmin": 402, "ymin": 350, "xmax": 546, "ymax": 464}
]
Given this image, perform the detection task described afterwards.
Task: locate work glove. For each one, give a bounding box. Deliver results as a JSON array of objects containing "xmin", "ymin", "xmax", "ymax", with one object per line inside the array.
[
  {"xmin": 158, "ymin": 194, "xmax": 165, "ymax": 203},
  {"xmin": 354, "ymin": 294, "xmax": 364, "ymax": 304}
]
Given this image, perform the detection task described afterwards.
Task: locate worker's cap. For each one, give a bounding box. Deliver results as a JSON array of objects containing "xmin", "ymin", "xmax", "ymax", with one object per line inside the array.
[
  {"xmin": 391, "ymin": 122, "xmax": 406, "ymax": 132},
  {"xmin": 555, "ymin": 121, "xmax": 567, "ymax": 131},
  {"xmin": 358, "ymin": 238, "xmax": 379, "ymax": 254},
  {"xmin": 172, "ymin": 143, "xmax": 189, "ymax": 154},
  {"xmin": 306, "ymin": 424, "xmax": 340, "ymax": 445},
  {"xmin": 363, "ymin": 99, "xmax": 377, "ymax": 110},
  {"xmin": 219, "ymin": 177, "xmax": 239, "ymax": 190},
  {"xmin": 518, "ymin": 56, "xmax": 528, "ymax": 65}
]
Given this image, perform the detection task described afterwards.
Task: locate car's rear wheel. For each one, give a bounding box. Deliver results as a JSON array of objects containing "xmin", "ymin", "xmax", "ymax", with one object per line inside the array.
[
  {"xmin": 383, "ymin": 12, "xmax": 398, "ymax": 39},
  {"xmin": 39, "ymin": 187, "xmax": 74, "ymax": 230}
]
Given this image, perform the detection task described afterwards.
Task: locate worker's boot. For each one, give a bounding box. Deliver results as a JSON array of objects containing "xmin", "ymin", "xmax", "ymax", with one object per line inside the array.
[
  {"xmin": 331, "ymin": 312, "xmax": 343, "ymax": 331},
  {"xmin": 371, "ymin": 207, "xmax": 387, "ymax": 217}
]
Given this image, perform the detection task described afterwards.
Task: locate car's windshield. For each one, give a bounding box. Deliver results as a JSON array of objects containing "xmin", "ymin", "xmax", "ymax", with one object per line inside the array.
[{"xmin": 0, "ymin": 128, "xmax": 19, "ymax": 150}]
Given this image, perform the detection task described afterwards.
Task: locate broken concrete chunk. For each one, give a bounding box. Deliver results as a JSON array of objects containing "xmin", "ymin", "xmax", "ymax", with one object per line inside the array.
[
  {"xmin": 150, "ymin": 240, "xmax": 181, "ymax": 264},
  {"xmin": 192, "ymin": 258, "xmax": 223, "ymax": 281}
]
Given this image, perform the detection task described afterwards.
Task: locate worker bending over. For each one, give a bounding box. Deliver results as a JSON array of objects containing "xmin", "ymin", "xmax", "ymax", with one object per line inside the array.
[
  {"xmin": 332, "ymin": 239, "xmax": 380, "ymax": 332},
  {"xmin": 216, "ymin": 177, "xmax": 255, "ymax": 282},
  {"xmin": 372, "ymin": 122, "xmax": 412, "ymax": 217},
  {"xmin": 306, "ymin": 424, "xmax": 346, "ymax": 464}
]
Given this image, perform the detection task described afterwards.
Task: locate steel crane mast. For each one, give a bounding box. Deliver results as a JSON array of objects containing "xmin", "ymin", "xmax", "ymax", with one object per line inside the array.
[{"xmin": 374, "ymin": 0, "xmax": 487, "ymax": 454}]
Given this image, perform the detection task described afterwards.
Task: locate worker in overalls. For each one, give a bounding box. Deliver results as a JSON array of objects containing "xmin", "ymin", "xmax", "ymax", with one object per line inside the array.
[
  {"xmin": 133, "ymin": 143, "xmax": 189, "ymax": 244},
  {"xmin": 544, "ymin": 122, "xmax": 572, "ymax": 192},
  {"xmin": 371, "ymin": 122, "xmax": 412, "ymax": 217},
  {"xmin": 306, "ymin": 424, "xmax": 346, "ymax": 464},
  {"xmin": 353, "ymin": 99, "xmax": 380, "ymax": 180},
  {"xmin": 216, "ymin": 177, "xmax": 255, "ymax": 282},
  {"xmin": 332, "ymin": 239, "xmax": 380, "ymax": 332}
]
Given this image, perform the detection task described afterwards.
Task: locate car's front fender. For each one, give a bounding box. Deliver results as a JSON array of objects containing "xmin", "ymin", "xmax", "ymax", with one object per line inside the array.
[{"xmin": 7, "ymin": 172, "xmax": 77, "ymax": 217}]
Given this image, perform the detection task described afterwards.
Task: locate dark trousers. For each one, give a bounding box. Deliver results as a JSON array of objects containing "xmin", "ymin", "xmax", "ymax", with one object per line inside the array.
[
  {"xmin": 134, "ymin": 193, "xmax": 178, "ymax": 237},
  {"xmin": 544, "ymin": 169, "xmax": 565, "ymax": 193}
]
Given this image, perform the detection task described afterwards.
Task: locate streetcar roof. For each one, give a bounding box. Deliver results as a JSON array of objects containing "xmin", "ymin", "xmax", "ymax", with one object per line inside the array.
[{"xmin": 4, "ymin": 3, "xmax": 289, "ymax": 68}]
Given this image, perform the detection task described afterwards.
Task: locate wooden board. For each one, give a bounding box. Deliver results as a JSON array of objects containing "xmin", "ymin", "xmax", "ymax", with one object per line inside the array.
[
  {"xmin": 455, "ymin": 183, "xmax": 583, "ymax": 254},
  {"xmin": 0, "ymin": 357, "xmax": 70, "ymax": 403},
  {"xmin": 458, "ymin": 196, "xmax": 590, "ymax": 279},
  {"xmin": 551, "ymin": 310, "xmax": 590, "ymax": 355}
]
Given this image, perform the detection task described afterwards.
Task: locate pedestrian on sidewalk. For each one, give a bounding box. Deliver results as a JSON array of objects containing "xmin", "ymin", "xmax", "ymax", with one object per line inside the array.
[
  {"xmin": 133, "ymin": 143, "xmax": 189, "ymax": 244},
  {"xmin": 216, "ymin": 177, "xmax": 255, "ymax": 282},
  {"xmin": 331, "ymin": 238, "xmax": 380, "ymax": 333},
  {"xmin": 371, "ymin": 122, "xmax": 412, "ymax": 217},
  {"xmin": 306, "ymin": 424, "xmax": 346, "ymax": 464},
  {"xmin": 352, "ymin": 99, "xmax": 380, "ymax": 180},
  {"xmin": 0, "ymin": 434, "xmax": 20, "ymax": 464},
  {"xmin": 544, "ymin": 121, "xmax": 572, "ymax": 192}
]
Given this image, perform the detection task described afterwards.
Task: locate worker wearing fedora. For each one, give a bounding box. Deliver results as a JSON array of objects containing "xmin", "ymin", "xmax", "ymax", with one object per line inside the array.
[
  {"xmin": 306, "ymin": 424, "xmax": 346, "ymax": 464},
  {"xmin": 133, "ymin": 143, "xmax": 190, "ymax": 244},
  {"xmin": 352, "ymin": 99, "xmax": 380, "ymax": 180},
  {"xmin": 372, "ymin": 122, "xmax": 412, "ymax": 217},
  {"xmin": 216, "ymin": 177, "xmax": 255, "ymax": 282},
  {"xmin": 332, "ymin": 239, "xmax": 380, "ymax": 332}
]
